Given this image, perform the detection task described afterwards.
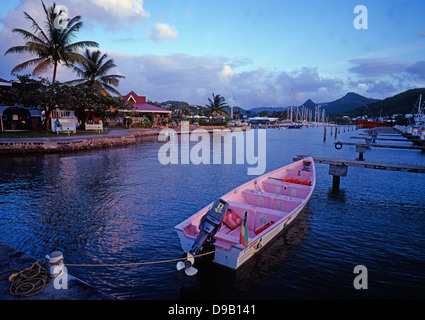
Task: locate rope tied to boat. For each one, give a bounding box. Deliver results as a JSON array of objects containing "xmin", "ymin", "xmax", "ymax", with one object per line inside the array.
[{"xmin": 66, "ymin": 243, "xmax": 235, "ymax": 268}]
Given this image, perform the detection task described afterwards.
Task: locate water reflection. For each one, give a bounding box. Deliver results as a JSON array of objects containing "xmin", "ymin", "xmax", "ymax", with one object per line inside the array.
[{"xmin": 327, "ymin": 188, "xmax": 347, "ymax": 203}]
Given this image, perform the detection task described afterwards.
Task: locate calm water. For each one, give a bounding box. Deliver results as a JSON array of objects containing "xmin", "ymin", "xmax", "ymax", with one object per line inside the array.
[{"xmin": 0, "ymin": 126, "xmax": 424, "ymax": 300}]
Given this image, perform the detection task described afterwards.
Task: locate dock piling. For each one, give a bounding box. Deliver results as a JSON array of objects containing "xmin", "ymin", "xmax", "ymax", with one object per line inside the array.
[
  {"xmin": 329, "ymin": 164, "xmax": 348, "ymax": 190},
  {"xmin": 294, "ymin": 155, "xmax": 425, "ymax": 189},
  {"xmin": 355, "ymin": 146, "xmax": 369, "ymax": 161}
]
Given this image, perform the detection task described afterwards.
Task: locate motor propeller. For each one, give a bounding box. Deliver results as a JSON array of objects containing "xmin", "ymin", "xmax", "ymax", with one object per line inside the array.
[
  {"xmin": 176, "ymin": 198, "xmax": 229, "ymax": 276},
  {"xmin": 176, "ymin": 253, "xmax": 198, "ymax": 276}
]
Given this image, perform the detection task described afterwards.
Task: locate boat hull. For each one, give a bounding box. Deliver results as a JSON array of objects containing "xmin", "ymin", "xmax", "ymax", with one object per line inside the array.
[
  {"xmin": 356, "ymin": 119, "xmax": 389, "ymax": 128},
  {"xmin": 174, "ymin": 157, "xmax": 316, "ymax": 270}
]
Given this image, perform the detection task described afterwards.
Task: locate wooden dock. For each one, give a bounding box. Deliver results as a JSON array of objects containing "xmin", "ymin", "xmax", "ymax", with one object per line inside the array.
[
  {"xmin": 334, "ymin": 141, "xmax": 425, "ymax": 160},
  {"xmin": 334, "ymin": 126, "xmax": 425, "ymax": 160},
  {"xmin": 293, "ymin": 155, "xmax": 425, "ymax": 189},
  {"xmin": 350, "ymin": 136, "xmax": 414, "ymax": 142},
  {"xmin": 334, "ymin": 141, "xmax": 425, "ymax": 150}
]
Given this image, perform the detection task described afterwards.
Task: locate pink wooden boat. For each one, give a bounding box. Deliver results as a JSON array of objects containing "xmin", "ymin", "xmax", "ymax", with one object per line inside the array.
[{"xmin": 174, "ymin": 157, "xmax": 316, "ymax": 275}]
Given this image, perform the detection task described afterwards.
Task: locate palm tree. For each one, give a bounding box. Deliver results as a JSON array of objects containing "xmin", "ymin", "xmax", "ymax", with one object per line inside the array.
[
  {"xmin": 66, "ymin": 49, "xmax": 125, "ymax": 96},
  {"xmin": 4, "ymin": 1, "xmax": 98, "ymax": 84},
  {"xmin": 206, "ymin": 93, "xmax": 229, "ymax": 117}
]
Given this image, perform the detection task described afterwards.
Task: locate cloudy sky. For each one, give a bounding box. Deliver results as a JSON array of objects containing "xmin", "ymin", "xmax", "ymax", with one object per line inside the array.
[{"xmin": 1, "ymin": 0, "xmax": 425, "ymax": 109}]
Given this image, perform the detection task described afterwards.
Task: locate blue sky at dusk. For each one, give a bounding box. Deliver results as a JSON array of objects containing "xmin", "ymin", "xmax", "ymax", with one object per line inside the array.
[{"xmin": 1, "ymin": 0, "xmax": 425, "ymax": 109}]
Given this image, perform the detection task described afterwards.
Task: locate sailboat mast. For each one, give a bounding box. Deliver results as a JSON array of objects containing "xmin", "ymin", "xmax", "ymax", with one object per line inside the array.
[
  {"xmin": 291, "ymin": 89, "xmax": 293, "ymax": 122},
  {"xmin": 230, "ymin": 90, "xmax": 234, "ymax": 119}
]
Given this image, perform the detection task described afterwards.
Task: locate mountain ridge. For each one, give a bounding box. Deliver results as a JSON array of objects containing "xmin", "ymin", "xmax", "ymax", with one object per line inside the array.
[{"xmin": 247, "ymin": 92, "xmax": 380, "ymax": 115}]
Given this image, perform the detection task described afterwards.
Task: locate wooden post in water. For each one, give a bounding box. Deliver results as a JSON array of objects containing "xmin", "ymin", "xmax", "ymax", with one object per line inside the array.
[
  {"xmin": 329, "ymin": 164, "xmax": 348, "ymax": 190},
  {"xmin": 323, "ymin": 126, "xmax": 327, "ymax": 141},
  {"xmin": 356, "ymin": 145, "xmax": 368, "ymax": 161}
]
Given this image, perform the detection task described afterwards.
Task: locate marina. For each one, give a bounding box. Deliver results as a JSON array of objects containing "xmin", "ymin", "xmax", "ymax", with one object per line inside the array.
[
  {"xmin": 0, "ymin": 126, "xmax": 424, "ymax": 300},
  {"xmin": 1, "ymin": 0, "xmax": 425, "ymax": 305}
]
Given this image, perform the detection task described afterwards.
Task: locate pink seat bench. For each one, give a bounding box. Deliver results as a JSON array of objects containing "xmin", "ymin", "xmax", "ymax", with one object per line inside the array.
[
  {"xmin": 262, "ymin": 179, "xmax": 311, "ymax": 199},
  {"xmin": 241, "ymin": 189, "xmax": 302, "ymax": 213}
]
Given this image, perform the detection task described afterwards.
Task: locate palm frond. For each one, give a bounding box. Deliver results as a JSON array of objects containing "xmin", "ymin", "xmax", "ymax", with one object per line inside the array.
[
  {"xmin": 100, "ymin": 82, "xmax": 122, "ymax": 96},
  {"xmin": 64, "ymin": 41, "xmax": 99, "ymax": 52},
  {"xmin": 32, "ymin": 59, "xmax": 53, "ymax": 75},
  {"xmin": 97, "ymin": 59, "xmax": 117, "ymax": 75},
  {"xmin": 23, "ymin": 11, "xmax": 49, "ymax": 43},
  {"xmin": 100, "ymin": 74, "xmax": 125, "ymax": 86},
  {"xmin": 11, "ymin": 28, "xmax": 47, "ymax": 46},
  {"xmin": 62, "ymin": 51, "xmax": 87, "ymax": 66},
  {"xmin": 4, "ymin": 46, "xmax": 27, "ymax": 56},
  {"xmin": 10, "ymin": 57, "xmax": 45, "ymax": 74},
  {"xmin": 70, "ymin": 65, "xmax": 87, "ymax": 79},
  {"xmin": 60, "ymin": 18, "xmax": 83, "ymax": 43},
  {"xmin": 64, "ymin": 78, "xmax": 86, "ymax": 85},
  {"xmin": 25, "ymin": 42, "xmax": 49, "ymax": 56}
]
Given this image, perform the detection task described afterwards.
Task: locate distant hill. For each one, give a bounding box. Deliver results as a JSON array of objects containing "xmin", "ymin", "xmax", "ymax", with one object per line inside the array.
[
  {"xmin": 160, "ymin": 89, "xmax": 425, "ymax": 119},
  {"xmin": 247, "ymin": 92, "xmax": 379, "ymax": 116},
  {"xmin": 320, "ymin": 92, "xmax": 380, "ymax": 115},
  {"xmin": 248, "ymin": 106, "xmax": 287, "ymax": 114},
  {"xmin": 340, "ymin": 88, "xmax": 425, "ymax": 117},
  {"xmin": 223, "ymin": 106, "xmax": 250, "ymax": 115}
]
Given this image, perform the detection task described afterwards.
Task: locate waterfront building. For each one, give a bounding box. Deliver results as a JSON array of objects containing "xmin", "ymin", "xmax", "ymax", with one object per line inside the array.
[
  {"xmin": 0, "ymin": 78, "xmax": 42, "ymax": 132},
  {"xmin": 107, "ymin": 91, "xmax": 172, "ymax": 128}
]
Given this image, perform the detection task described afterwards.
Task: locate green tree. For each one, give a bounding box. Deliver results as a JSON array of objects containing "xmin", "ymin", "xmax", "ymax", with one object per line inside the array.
[
  {"xmin": 66, "ymin": 49, "xmax": 125, "ymax": 96},
  {"xmin": 206, "ymin": 93, "xmax": 229, "ymax": 117},
  {"xmin": 4, "ymin": 1, "xmax": 98, "ymax": 84},
  {"xmin": 1, "ymin": 75, "xmax": 126, "ymax": 129}
]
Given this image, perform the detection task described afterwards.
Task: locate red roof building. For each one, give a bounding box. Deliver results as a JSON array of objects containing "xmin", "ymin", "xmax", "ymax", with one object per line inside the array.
[
  {"xmin": 112, "ymin": 91, "xmax": 171, "ymax": 128},
  {"xmin": 124, "ymin": 91, "xmax": 146, "ymax": 104}
]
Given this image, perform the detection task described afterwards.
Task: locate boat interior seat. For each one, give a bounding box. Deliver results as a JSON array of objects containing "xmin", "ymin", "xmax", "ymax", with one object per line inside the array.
[
  {"xmin": 226, "ymin": 200, "xmax": 292, "ymax": 238},
  {"xmin": 241, "ymin": 189, "xmax": 302, "ymax": 213},
  {"xmin": 262, "ymin": 179, "xmax": 311, "ymax": 199},
  {"xmin": 285, "ymin": 168, "xmax": 313, "ymax": 181},
  {"xmin": 226, "ymin": 201, "xmax": 257, "ymax": 232}
]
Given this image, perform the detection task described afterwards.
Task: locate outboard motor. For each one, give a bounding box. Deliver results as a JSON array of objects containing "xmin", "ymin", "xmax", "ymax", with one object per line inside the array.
[{"xmin": 177, "ymin": 198, "xmax": 229, "ymax": 276}]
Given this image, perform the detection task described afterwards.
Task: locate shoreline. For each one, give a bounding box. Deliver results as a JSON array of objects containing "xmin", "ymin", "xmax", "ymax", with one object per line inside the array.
[{"xmin": 0, "ymin": 126, "xmax": 251, "ymax": 155}]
